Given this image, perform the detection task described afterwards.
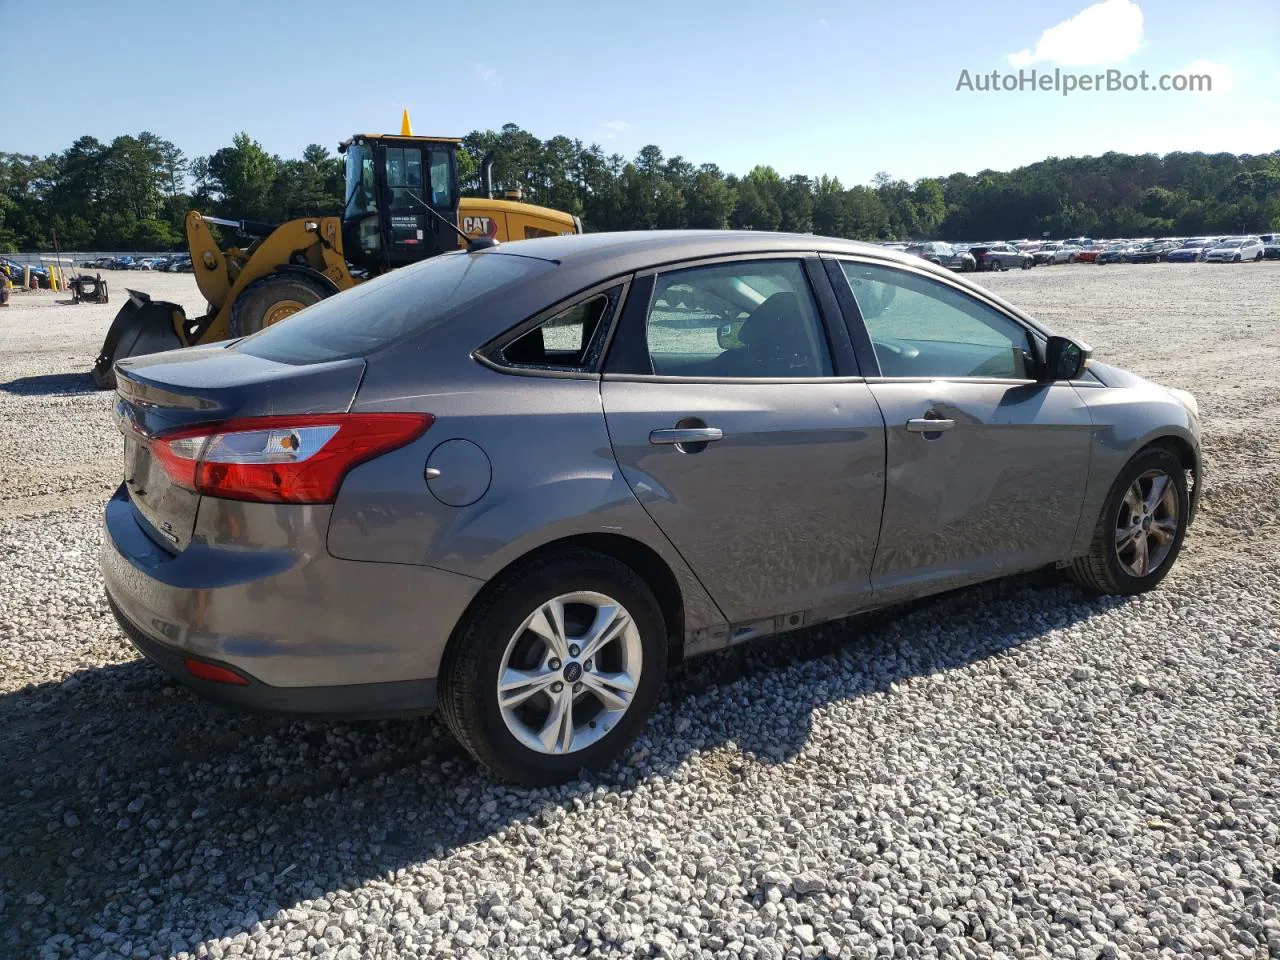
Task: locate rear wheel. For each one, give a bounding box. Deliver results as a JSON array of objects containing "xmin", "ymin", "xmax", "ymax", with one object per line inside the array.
[
  {"xmin": 230, "ymin": 272, "xmax": 331, "ymax": 337},
  {"xmin": 1069, "ymin": 447, "xmax": 1188, "ymax": 596},
  {"xmin": 439, "ymin": 550, "xmax": 668, "ymax": 785},
  {"xmin": 990, "ymin": 259, "xmax": 1003, "ymax": 271}
]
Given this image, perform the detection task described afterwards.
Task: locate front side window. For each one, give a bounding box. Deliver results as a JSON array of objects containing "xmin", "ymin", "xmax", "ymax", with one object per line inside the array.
[
  {"xmin": 839, "ymin": 261, "xmax": 1035, "ymax": 379},
  {"xmin": 644, "ymin": 260, "xmax": 832, "ymax": 378}
]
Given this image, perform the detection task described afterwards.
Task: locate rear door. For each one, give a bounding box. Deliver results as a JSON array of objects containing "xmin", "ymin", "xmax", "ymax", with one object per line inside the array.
[
  {"xmin": 826, "ymin": 256, "xmax": 1092, "ymax": 601},
  {"xmin": 601, "ymin": 255, "xmax": 886, "ymax": 630}
]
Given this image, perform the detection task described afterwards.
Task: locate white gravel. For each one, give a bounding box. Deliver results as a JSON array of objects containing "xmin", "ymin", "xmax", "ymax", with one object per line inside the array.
[{"xmin": 2, "ymin": 262, "xmax": 1278, "ymax": 959}]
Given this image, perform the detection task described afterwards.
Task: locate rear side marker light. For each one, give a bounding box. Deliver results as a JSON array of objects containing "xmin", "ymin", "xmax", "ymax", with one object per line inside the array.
[
  {"xmin": 184, "ymin": 658, "xmax": 250, "ymax": 685},
  {"xmin": 149, "ymin": 413, "xmax": 433, "ymax": 504}
]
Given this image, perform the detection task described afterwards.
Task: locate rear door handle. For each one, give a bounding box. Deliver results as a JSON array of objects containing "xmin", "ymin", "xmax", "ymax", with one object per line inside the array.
[
  {"xmin": 906, "ymin": 418, "xmax": 956, "ymax": 433},
  {"xmin": 649, "ymin": 427, "xmax": 724, "ymax": 445}
]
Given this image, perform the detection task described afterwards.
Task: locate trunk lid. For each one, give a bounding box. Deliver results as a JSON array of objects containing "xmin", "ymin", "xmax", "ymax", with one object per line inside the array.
[{"xmin": 114, "ymin": 346, "xmax": 366, "ymax": 551}]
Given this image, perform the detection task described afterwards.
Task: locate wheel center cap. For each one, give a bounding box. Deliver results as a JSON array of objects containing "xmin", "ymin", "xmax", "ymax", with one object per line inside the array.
[
  {"xmin": 562, "ymin": 662, "xmax": 583, "ymax": 683},
  {"xmin": 1142, "ymin": 516, "xmax": 1152, "ymax": 530}
]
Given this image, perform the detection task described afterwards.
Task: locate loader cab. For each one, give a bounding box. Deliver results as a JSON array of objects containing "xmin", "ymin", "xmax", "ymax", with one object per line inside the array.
[{"xmin": 340, "ymin": 134, "xmax": 461, "ymax": 272}]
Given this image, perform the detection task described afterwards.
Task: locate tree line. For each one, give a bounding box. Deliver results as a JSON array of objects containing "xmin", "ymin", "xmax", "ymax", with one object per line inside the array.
[{"xmin": 2, "ymin": 123, "xmax": 1276, "ymax": 252}]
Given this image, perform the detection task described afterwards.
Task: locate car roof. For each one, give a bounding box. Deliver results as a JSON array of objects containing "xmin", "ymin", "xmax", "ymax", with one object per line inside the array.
[{"xmin": 474, "ymin": 230, "xmax": 924, "ymax": 275}]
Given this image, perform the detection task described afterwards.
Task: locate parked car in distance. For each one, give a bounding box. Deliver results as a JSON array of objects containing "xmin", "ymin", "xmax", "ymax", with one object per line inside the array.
[
  {"xmin": 1074, "ymin": 247, "xmax": 1104, "ymax": 263},
  {"xmin": 903, "ymin": 241, "xmax": 976, "ymax": 272},
  {"xmin": 969, "ymin": 243, "xmax": 1034, "ymax": 271},
  {"xmin": 100, "ymin": 230, "xmax": 1203, "ymax": 784},
  {"xmin": 1096, "ymin": 244, "xmax": 1138, "ymax": 265},
  {"xmin": 1263, "ymin": 240, "xmax": 1280, "ymax": 261},
  {"xmin": 1204, "ymin": 238, "xmax": 1265, "ymax": 262},
  {"xmin": 1033, "ymin": 243, "xmax": 1080, "ymax": 265},
  {"xmin": 1127, "ymin": 240, "xmax": 1179, "ymax": 264},
  {"xmin": 1164, "ymin": 239, "xmax": 1216, "ymax": 263}
]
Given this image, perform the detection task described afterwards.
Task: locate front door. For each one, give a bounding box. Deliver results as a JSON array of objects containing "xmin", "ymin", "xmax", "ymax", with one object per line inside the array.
[
  {"xmin": 601, "ymin": 257, "xmax": 887, "ymax": 629},
  {"xmin": 829, "ymin": 257, "xmax": 1093, "ymax": 600},
  {"xmin": 381, "ymin": 141, "xmax": 458, "ymax": 265}
]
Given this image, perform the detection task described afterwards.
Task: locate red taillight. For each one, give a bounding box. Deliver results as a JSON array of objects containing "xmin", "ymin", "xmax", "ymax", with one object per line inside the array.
[
  {"xmin": 150, "ymin": 413, "xmax": 433, "ymax": 504},
  {"xmin": 183, "ymin": 658, "xmax": 250, "ymax": 685}
]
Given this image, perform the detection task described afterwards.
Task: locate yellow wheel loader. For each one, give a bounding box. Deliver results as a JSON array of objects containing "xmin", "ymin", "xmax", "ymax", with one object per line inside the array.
[{"xmin": 93, "ymin": 126, "xmax": 580, "ymax": 389}]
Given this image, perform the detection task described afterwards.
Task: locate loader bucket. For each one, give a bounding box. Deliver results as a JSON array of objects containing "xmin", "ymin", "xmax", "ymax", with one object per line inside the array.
[{"xmin": 91, "ymin": 289, "xmax": 189, "ymax": 390}]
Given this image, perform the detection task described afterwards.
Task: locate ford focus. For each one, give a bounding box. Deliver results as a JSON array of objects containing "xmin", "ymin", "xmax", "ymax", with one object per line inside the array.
[{"xmin": 103, "ymin": 231, "xmax": 1202, "ymax": 784}]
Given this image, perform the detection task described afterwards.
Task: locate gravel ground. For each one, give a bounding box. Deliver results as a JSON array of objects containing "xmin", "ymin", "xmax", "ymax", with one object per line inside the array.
[{"xmin": 1, "ymin": 262, "xmax": 1278, "ymax": 959}]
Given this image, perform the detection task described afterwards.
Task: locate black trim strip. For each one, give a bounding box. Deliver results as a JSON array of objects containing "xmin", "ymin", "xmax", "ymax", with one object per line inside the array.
[
  {"xmin": 822, "ymin": 257, "xmax": 881, "ymax": 376},
  {"xmin": 804, "ymin": 256, "xmax": 859, "ymax": 377}
]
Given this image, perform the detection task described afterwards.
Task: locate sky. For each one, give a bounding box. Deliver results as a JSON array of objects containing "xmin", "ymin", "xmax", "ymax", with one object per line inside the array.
[{"xmin": 2, "ymin": 0, "xmax": 1276, "ymax": 185}]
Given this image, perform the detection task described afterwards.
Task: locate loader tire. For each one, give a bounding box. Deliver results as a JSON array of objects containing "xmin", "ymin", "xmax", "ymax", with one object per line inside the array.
[{"xmin": 230, "ymin": 272, "xmax": 330, "ymax": 338}]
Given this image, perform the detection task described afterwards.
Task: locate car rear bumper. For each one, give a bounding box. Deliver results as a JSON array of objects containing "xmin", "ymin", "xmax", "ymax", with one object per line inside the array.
[
  {"xmin": 107, "ymin": 592, "xmax": 439, "ymax": 717},
  {"xmin": 102, "ymin": 484, "xmax": 484, "ymax": 716}
]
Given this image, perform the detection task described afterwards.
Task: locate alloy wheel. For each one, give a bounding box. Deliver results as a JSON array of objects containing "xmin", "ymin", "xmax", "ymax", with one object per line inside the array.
[
  {"xmin": 496, "ymin": 591, "xmax": 642, "ymax": 755},
  {"xmin": 1114, "ymin": 469, "xmax": 1180, "ymax": 577}
]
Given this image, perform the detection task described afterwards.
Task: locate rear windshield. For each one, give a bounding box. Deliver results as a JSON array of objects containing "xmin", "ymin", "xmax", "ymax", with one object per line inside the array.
[{"xmin": 235, "ymin": 253, "xmax": 554, "ymax": 364}]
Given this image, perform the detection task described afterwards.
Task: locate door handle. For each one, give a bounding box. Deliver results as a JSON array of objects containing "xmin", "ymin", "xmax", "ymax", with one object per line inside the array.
[
  {"xmin": 906, "ymin": 418, "xmax": 956, "ymax": 433},
  {"xmin": 649, "ymin": 427, "xmax": 724, "ymax": 445}
]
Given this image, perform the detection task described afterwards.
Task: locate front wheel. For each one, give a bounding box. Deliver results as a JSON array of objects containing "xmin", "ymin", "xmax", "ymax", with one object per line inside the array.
[
  {"xmin": 990, "ymin": 259, "xmax": 1003, "ymax": 271},
  {"xmin": 1069, "ymin": 447, "xmax": 1189, "ymax": 596},
  {"xmin": 230, "ymin": 271, "xmax": 331, "ymax": 337},
  {"xmin": 1021, "ymin": 257, "xmax": 1033, "ymax": 269},
  {"xmin": 438, "ymin": 550, "xmax": 668, "ymax": 785}
]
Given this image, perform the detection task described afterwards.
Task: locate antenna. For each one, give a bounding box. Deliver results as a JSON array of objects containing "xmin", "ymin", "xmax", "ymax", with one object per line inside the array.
[{"xmin": 404, "ymin": 191, "xmax": 499, "ymax": 253}]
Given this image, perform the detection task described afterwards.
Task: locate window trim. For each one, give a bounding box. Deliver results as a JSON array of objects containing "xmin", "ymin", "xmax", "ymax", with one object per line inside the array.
[
  {"xmin": 602, "ymin": 252, "xmax": 855, "ymax": 381},
  {"xmin": 473, "ymin": 278, "xmax": 630, "ymax": 379},
  {"xmin": 822, "ymin": 254, "xmax": 1049, "ymax": 383}
]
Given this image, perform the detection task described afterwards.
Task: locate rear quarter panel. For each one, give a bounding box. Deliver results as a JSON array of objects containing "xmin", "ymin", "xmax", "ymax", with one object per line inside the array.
[{"xmin": 326, "ymin": 361, "xmax": 727, "ymax": 639}]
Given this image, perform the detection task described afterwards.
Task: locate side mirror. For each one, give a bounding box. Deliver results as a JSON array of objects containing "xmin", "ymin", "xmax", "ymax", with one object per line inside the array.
[
  {"xmin": 717, "ymin": 320, "xmax": 745, "ymax": 350},
  {"xmin": 1043, "ymin": 335, "xmax": 1092, "ymax": 381}
]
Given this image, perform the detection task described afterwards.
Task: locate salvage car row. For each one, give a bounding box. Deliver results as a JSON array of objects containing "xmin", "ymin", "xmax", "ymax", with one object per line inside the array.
[
  {"xmin": 894, "ymin": 234, "xmax": 1278, "ymax": 271},
  {"xmin": 78, "ymin": 255, "xmax": 193, "ymax": 272}
]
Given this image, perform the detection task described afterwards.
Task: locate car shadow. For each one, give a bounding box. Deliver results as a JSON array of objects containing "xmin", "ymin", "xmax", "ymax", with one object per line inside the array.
[
  {"xmin": 0, "ymin": 570, "xmax": 1114, "ymax": 954},
  {"xmin": 0, "ymin": 372, "xmax": 100, "ymax": 397}
]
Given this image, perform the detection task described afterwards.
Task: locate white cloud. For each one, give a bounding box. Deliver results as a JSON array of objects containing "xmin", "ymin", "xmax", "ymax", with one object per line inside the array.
[
  {"xmin": 1007, "ymin": 0, "xmax": 1144, "ymax": 67},
  {"xmin": 1176, "ymin": 58, "xmax": 1235, "ymax": 94},
  {"xmin": 599, "ymin": 120, "xmax": 630, "ymax": 141},
  {"xmin": 474, "ymin": 62, "xmax": 500, "ymax": 87},
  {"xmin": 817, "ymin": 17, "xmax": 829, "ymax": 28}
]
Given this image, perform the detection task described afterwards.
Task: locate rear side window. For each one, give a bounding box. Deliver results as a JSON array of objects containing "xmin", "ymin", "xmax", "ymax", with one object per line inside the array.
[
  {"xmin": 235, "ymin": 253, "xmax": 553, "ymax": 364},
  {"xmin": 644, "ymin": 260, "xmax": 832, "ymax": 378}
]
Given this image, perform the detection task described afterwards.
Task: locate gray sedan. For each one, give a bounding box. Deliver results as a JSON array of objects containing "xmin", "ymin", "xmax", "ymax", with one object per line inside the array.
[{"xmin": 102, "ymin": 231, "xmax": 1202, "ymax": 784}]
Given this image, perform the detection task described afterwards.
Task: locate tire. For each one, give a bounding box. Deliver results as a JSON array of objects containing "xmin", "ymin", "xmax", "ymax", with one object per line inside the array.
[
  {"xmin": 1021, "ymin": 257, "xmax": 1033, "ymax": 269},
  {"xmin": 230, "ymin": 271, "xmax": 331, "ymax": 337},
  {"xmin": 1069, "ymin": 446, "xmax": 1189, "ymax": 596},
  {"xmin": 1256, "ymin": 251, "xmax": 1264, "ymax": 262},
  {"xmin": 1233, "ymin": 254, "xmax": 1241, "ymax": 263},
  {"xmin": 438, "ymin": 549, "xmax": 669, "ymax": 785},
  {"xmin": 990, "ymin": 259, "xmax": 1002, "ymax": 272}
]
